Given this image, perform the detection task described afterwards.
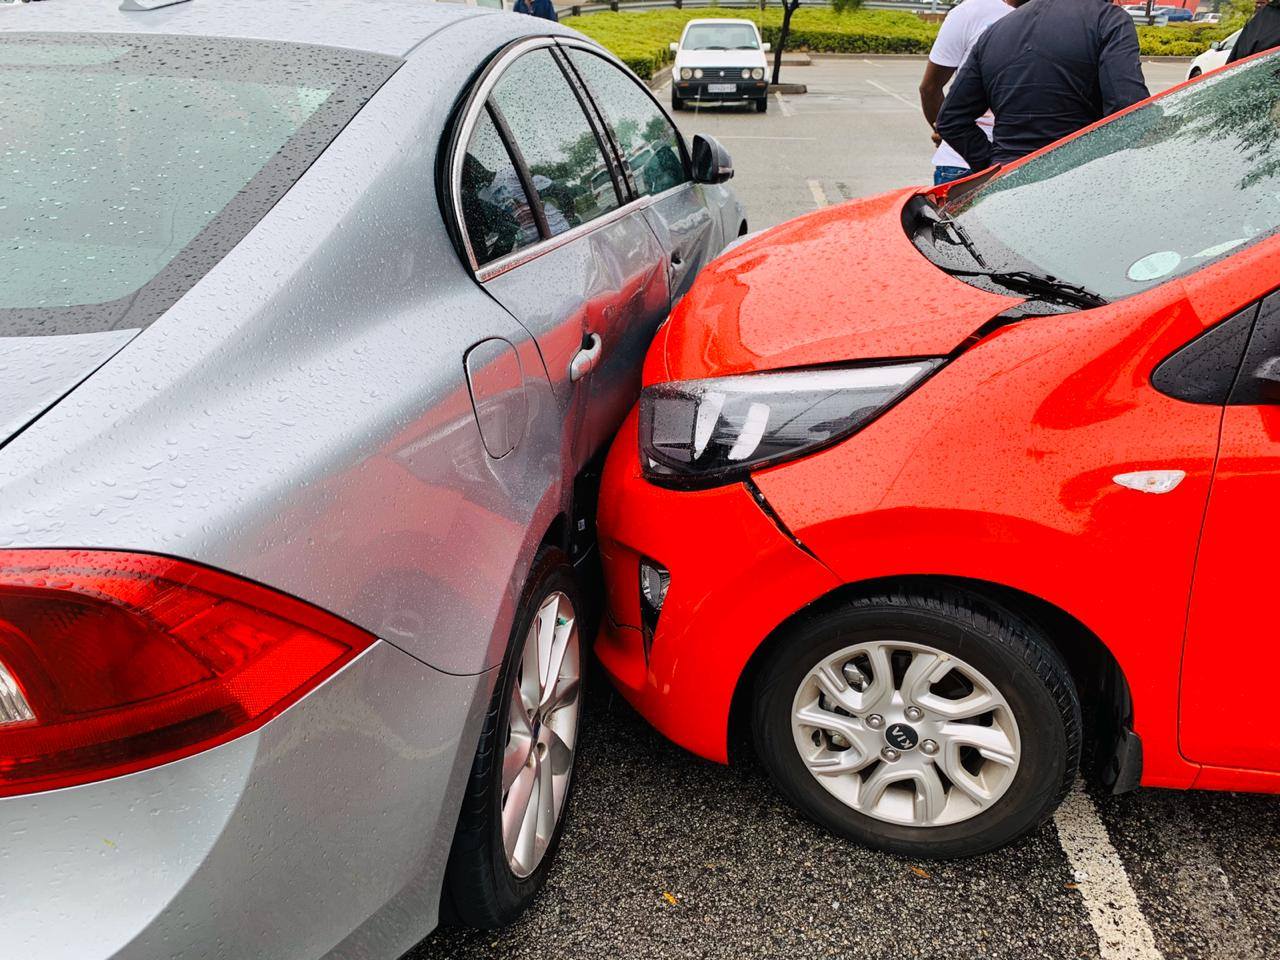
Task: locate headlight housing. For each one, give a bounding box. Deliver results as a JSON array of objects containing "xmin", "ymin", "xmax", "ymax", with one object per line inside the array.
[
  {"xmin": 680, "ymin": 67, "xmax": 693, "ymax": 80},
  {"xmin": 741, "ymin": 68, "xmax": 752, "ymax": 79},
  {"xmin": 693, "ymin": 67, "xmax": 704, "ymax": 79},
  {"xmin": 639, "ymin": 361, "xmax": 943, "ymax": 487},
  {"xmin": 752, "ymin": 67, "xmax": 766, "ymax": 80}
]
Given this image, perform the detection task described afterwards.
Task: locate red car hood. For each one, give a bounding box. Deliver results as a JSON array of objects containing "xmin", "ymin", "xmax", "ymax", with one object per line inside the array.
[{"xmin": 648, "ymin": 189, "xmax": 1020, "ymax": 384}]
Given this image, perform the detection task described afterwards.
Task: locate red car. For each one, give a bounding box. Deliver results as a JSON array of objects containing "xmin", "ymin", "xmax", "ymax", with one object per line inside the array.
[{"xmin": 596, "ymin": 52, "xmax": 1280, "ymax": 857}]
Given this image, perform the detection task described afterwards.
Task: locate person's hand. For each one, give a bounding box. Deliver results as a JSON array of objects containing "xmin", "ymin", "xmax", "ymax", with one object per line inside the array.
[{"xmin": 931, "ymin": 128, "xmax": 943, "ymax": 147}]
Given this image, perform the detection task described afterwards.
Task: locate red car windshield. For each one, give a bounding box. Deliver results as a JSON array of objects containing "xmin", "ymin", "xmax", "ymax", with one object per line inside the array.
[{"xmin": 944, "ymin": 51, "xmax": 1280, "ymax": 301}]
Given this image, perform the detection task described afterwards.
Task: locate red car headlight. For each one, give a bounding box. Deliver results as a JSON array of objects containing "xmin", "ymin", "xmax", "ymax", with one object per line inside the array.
[
  {"xmin": 639, "ymin": 361, "xmax": 944, "ymax": 488},
  {"xmin": 0, "ymin": 550, "xmax": 376, "ymax": 798}
]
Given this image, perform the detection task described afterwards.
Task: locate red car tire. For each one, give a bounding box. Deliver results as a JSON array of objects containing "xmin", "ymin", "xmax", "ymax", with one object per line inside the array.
[{"xmin": 752, "ymin": 588, "xmax": 1081, "ymax": 858}]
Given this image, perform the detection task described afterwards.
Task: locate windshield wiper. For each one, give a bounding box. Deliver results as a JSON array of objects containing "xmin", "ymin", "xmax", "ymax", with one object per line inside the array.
[
  {"xmin": 916, "ymin": 202, "xmax": 987, "ymax": 268},
  {"xmin": 948, "ymin": 268, "xmax": 1109, "ymax": 309}
]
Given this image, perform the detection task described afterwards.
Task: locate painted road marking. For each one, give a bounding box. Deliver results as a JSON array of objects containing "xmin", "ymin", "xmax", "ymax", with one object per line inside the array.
[
  {"xmin": 774, "ymin": 91, "xmax": 796, "ymax": 117},
  {"xmin": 1054, "ymin": 783, "xmax": 1164, "ymax": 960},
  {"xmin": 866, "ymin": 78, "xmax": 916, "ymax": 108},
  {"xmin": 807, "ymin": 178, "xmax": 828, "ymax": 208}
]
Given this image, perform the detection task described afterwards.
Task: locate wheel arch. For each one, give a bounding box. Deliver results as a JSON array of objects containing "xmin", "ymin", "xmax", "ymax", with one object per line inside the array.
[{"xmin": 727, "ymin": 574, "xmax": 1138, "ymax": 789}]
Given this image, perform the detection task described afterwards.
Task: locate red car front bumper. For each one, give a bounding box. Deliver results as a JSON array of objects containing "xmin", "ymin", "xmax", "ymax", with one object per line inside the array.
[{"xmin": 595, "ymin": 411, "xmax": 841, "ymax": 763}]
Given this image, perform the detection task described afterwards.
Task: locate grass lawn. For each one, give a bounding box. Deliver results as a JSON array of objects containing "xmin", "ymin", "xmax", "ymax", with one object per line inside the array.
[{"xmin": 560, "ymin": 6, "xmax": 1243, "ymax": 80}]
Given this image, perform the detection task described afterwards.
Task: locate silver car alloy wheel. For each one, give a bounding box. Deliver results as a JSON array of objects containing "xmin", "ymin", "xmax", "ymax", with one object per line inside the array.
[
  {"xmin": 501, "ymin": 590, "xmax": 581, "ymax": 878},
  {"xmin": 790, "ymin": 640, "xmax": 1021, "ymax": 828}
]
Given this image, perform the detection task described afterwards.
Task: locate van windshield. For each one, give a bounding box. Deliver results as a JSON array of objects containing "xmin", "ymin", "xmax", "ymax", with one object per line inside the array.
[
  {"xmin": 0, "ymin": 33, "xmax": 399, "ymax": 337},
  {"xmin": 940, "ymin": 51, "xmax": 1280, "ymax": 302}
]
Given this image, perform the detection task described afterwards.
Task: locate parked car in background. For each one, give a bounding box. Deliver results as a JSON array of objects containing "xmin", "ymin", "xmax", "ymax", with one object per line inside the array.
[
  {"xmin": 670, "ymin": 18, "xmax": 771, "ymax": 113},
  {"xmin": 0, "ymin": 1, "xmax": 743, "ymax": 957},
  {"xmin": 1188, "ymin": 28, "xmax": 1240, "ymax": 77},
  {"xmin": 597, "ymin": 49, "xmax": 1280, "ymax": 858}
]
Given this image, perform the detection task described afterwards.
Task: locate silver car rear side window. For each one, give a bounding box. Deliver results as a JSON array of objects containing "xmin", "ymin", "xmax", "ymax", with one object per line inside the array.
[
  {"xmin": 0, "ymin": 33, "xmax": 401, "ymax": 338},
  {"xmin": 489, "ymin": 48, "xmax": 620, "ymax": 238},
  {"xmin": 562, "ymin": 48, "xmax": 691, "ymax": 200},
  {"xmin": 459, "ymin": 106, "xmax": 543, "ymax": 266}
]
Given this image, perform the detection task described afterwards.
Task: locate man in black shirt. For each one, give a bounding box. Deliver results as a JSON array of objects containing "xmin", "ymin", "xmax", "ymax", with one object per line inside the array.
[
  {"xmin": 1228, "ymin": 0, "xmax": 1280, "ymax": 63},
  {"xmin": 936, "ymin": 0, "xmax": 1149, "ymax": 171}
]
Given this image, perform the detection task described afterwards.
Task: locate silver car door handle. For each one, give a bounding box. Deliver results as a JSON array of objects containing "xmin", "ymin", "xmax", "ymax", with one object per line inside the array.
[{"xmin": 569, "ymin": 333, "xmax": 603, "ymax": 382}]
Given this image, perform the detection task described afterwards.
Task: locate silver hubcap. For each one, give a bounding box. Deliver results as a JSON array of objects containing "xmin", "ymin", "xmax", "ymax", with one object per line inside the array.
[
  {"xmin": 790, "ymin": 640, "xmax": 1020, "ymax": 828},
  {"xmin": 501, "ymin": 590, "xmax": 581, "ymax": 878}
]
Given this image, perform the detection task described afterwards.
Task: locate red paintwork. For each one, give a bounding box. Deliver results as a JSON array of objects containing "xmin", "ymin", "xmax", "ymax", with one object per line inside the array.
[
  {"xmin": 652, "ymin": 189, "xmax": 1018, "ymax": 384},
  {"xmin": 597, "ymin": 180, "xmax": 1280, "ymax": 794}
]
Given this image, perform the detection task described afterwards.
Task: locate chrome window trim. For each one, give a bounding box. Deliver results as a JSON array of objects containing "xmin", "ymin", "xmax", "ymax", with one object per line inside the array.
[{"xmin": 449, "ymin": 34, "xmax": 696, "ymax": 283}]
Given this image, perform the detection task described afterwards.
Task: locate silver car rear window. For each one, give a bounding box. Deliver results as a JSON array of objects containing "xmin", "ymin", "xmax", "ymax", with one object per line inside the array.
[{"xmin": 0, "ymin": 33, "xmax": 400, "ymax": 336}]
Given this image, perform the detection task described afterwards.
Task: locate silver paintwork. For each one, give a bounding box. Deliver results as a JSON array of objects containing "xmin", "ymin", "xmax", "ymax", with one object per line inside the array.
[
  {"xmin": 502, "ymin": 590, "xmax": 581, "ymax": 878},
  {"xmin": 791, "ymin": 641, "xmax": 1021, "ymax": 828},
  {"xmin": 0, "ymin": 2, "xmax": 741, "ymax": 957}
]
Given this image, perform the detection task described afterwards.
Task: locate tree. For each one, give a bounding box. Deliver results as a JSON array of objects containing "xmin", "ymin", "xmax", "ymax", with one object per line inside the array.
[{"xmin": 771, "ymin": 0, "xmax": 861, "ymax": 86}]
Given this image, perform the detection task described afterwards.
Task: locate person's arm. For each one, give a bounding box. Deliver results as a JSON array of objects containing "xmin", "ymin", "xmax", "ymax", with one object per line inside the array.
[
  {"xmin": 1098, "ymin": 6, "xmax": 1150, "ymax": 115},
  {"xmin": 920, "ymin": 11, "xmax": 966, "ymax": 142},
  {"xmin": 936, "ymin": 48, "xmax": 993, "ymax": 171},
  {"xmin": 919, "ymin": 61, "xmax": 957, "ymax": 144}
]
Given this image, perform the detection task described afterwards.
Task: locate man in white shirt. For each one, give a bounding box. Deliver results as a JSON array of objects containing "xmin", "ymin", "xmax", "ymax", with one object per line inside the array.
[{"xmin": 918, "ymin": 0, "xmax": 1011, "ymax": 185}]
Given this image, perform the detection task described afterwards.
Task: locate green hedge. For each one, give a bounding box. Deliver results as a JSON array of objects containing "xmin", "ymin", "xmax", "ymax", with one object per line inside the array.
[
  {"xmin": 1137, "ymin": 20, "xmax": 1242, "ymax": 58},
  {"xmin": 562, "ymin": 6, "xmax": 1245, "ymax": 80},
  {"xmin": 561, "ymin": 8, "xmax": 938, "ymax": 78}
]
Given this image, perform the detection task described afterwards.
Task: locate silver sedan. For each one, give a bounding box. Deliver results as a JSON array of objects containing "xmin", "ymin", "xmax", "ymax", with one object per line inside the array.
[{"xmin": 0, "ymin": 1, "xmax": 744, "ymax": 957}]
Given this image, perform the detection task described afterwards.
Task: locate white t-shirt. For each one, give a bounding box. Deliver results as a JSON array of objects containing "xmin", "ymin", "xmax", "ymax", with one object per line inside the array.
[{"xmin": 928, "ymin": 0, "xmax": 1011, "ymax": 169}]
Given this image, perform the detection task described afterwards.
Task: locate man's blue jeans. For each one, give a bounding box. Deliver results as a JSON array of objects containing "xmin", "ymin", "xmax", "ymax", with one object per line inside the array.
[{"xmin": 933, "ymin": 165, "xmax": 970, "ymax": 186}]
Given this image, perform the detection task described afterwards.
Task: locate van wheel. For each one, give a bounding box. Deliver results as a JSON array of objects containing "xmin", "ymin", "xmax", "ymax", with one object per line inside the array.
[
  {"xmin": 442, "ymin": 548, "xmax": 584, "ymax": 926},
  {"xmin": 752, "ymin": 588, "xmax": 1080, "ymax": 859},
  {"xmin": 671, "ymin": 93, "xmax": 684, "ymax": 111},
  {"xmin": 755, "ymin": 96, "xmax": 768, "ymax": 113}
]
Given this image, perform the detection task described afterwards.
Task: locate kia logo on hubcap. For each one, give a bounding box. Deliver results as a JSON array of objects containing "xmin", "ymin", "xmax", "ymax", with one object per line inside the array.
[{"xmin": 884, "ymin": 723, "xmax": 919, "ymax": 751}]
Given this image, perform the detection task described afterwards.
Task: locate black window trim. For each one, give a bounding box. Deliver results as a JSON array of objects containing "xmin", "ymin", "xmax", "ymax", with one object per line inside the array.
[
  {"xmin": 443, "ymin": 35, "xmax": 694, "ymax": 284},
  {"xmin": 485, "ymin": 100, "xmax": 551, "ymax": 242}
]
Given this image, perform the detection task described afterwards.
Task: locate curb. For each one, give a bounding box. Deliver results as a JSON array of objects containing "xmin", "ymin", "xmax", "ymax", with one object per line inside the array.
[
  {"xmin": 649, "ymin": 65, "xmax": 671, "ymax": 88},
  {"xmin": 770, "ymin": 82, "xmax": 807, "ymax": 94}
]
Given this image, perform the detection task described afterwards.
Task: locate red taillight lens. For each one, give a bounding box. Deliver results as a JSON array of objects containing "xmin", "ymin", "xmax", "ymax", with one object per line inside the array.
[{"xmin": 0, "ymin": 550, "xmax": 377, "ymax": 798}]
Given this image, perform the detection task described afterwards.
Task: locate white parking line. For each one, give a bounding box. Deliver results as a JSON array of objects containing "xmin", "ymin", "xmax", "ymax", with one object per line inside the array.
[
  {"xmin": 866, "ymin": 78, "xmax": 916, "ymax": 108},
  {"xmin": 807, "ymin": 178, "xmax": 828, "ymax": 208},
  {"xmin": 1054, "ymin": 783, "xmax": 1164, "ymax": 960},
  {"xmin": 774, "ymin": 91, "xmax": 796, "ymax": 117}
]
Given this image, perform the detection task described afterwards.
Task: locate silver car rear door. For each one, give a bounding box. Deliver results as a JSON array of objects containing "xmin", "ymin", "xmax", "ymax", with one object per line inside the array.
[{"xmin": 446, "ymin": 39, "xmax": 669, "ymax": 471}]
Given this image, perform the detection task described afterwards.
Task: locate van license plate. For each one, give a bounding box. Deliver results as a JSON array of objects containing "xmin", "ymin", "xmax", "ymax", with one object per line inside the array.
[{"xmin": 707, "ymin": 83, "xmax": 736, "ymax": 93}]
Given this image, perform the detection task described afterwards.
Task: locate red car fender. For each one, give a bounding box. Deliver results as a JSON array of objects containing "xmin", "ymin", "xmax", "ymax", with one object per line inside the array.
[{"xmin": 752, "ymin": 240, "xmax": 1280, "ymax": 789}]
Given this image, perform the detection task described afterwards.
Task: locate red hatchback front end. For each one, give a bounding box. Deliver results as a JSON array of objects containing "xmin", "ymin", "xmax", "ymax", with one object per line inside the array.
[{"xmin": 597, "ymin": 53, "xmax": 1280, "ymax": 857}]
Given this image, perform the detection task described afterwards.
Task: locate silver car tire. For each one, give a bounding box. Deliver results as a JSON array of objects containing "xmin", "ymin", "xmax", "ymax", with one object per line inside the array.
[
  {"xmin": 752, "ymin": 588, "xmax": 1081, "ymax": 859},
  {"xmin": 442, "ymin": 547, "xmax": 584, "ymax": 927}
]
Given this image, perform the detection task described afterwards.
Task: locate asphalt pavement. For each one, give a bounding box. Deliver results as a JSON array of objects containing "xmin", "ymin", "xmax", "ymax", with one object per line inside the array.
[{"xmin": 413, "ymin": 57, "xmax": 1277, "ymax": 960}]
